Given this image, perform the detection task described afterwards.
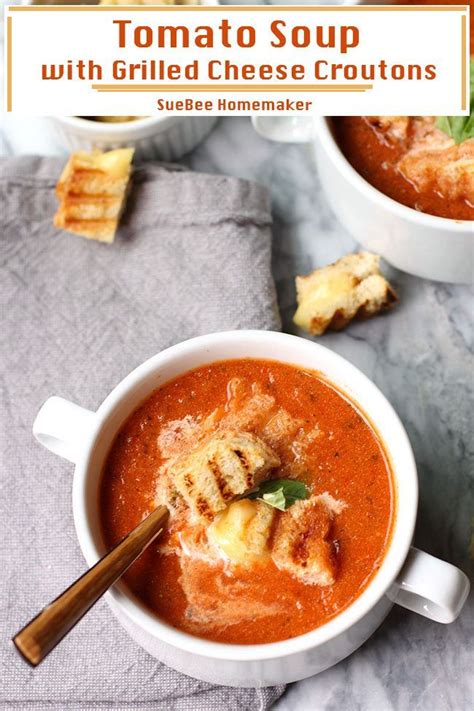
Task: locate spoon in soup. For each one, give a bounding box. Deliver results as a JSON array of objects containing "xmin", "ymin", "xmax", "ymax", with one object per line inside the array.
[{"xmin": 12, "ymin": 505, "xmax": 169, "ymax": 667}]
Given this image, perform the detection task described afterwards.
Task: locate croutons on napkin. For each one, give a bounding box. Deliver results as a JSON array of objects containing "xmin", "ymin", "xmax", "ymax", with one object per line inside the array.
[
  {"xmin": 293, "ymin": 252, "xmax": 397, "ymax": 336},
  {"xmin": 54, "ymin": 148, "xmax": 134, "ymax": 243}
]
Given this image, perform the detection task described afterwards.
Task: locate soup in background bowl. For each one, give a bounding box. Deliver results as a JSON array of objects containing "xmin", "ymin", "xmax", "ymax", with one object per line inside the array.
[
  {"xmin": 252, "ymin": 0, "xmax": 473, "ymax": 282},
  {"xmin": 332, "ymin": 114, "xmax": 474, "ymax": 221},
  {"xmin": 333, "ymin": 0, "xmax": 473, "ymax": 221},
  {"xmin": 329, "ymin": 0, "xmax": 473, "ymax": 279}
]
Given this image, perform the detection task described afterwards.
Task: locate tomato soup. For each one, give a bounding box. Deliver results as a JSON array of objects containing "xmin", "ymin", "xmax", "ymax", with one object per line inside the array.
[
  {"xmin": 100, "ymin": 359, "xmax": 394, "ymax": 645},
  {"xmin": 333, "ymin": 1, "xmax": 474, "ymax": 221},
  {"xmin": 333, "ymin": 114, "xmax": 474, "ymax": 221}
]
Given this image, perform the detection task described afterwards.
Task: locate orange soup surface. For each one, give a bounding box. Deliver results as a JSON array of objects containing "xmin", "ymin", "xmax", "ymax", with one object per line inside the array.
[{"xmin": 100, "ymin": 360, "xmax": 394, "ymax": 644}]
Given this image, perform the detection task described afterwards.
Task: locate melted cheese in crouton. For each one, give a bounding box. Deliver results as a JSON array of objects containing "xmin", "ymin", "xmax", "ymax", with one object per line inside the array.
[
  {"xmin": 207, "ymin": 499, "xmax": 275, "ymax": 566},
  {"xmin": 294, "ymin": 252, "xmax": 397, "ymax": 336}
]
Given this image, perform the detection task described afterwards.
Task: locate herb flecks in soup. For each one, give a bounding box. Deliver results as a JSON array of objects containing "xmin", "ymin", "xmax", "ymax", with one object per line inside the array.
[{"xmin": 101, "ymin": 360, "xmax": 394, "ymax": 645}]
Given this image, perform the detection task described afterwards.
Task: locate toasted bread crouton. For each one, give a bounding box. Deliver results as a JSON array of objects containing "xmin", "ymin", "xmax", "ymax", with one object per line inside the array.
[
  {"xmin": 399, "ymin": 145, "xmax": 474, "ymax": 202},
  {"xmin": 207, "ymin": 499, "xmax": 276, "ymax": 566},
  {"xmin": 393, "ymin": 117, "xmax": 474, "ymax": 202},
  {"xmin": 172, "ymin": 432, "xmax": 280, "ymax": 523},
  {"xmin": 54, "ymin": 148, "xmax": 134, "ymax": 243},
  {"xmin": 294, "ymin": 252, "xmax": 397, "ymax": 336},
  {"xmin": 271, "ymin": 497, "xmax": 336, "ymax": 586},
  {"xmin": 366, "ymin": 116, "xmax": 410, "ymax": 143},
  {"xmin": 366, "ymin": 116, "xmax": 474, "ymax": 204}
]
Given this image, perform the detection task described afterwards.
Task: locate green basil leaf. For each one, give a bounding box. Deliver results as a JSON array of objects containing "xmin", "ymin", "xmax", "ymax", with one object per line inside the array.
[
  {"xmin": 261, "ymin": 488, "xmax": 287, "ymax": 511},
  {"xmin": 248, "ymin": 478, "xmax": 309, "ymax": 511},
  {"xmin": 436, "ymin": 115, "xmax": 473, "ymax": 144},
  {"xmin": 436, "ymin": 59, "xmax": 474, "ymax": 144}
]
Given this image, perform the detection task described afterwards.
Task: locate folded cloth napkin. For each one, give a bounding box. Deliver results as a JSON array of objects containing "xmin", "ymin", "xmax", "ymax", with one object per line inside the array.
[{"xmin": 0, "ymin": 157, "xmax": 283, "ymax": 711}]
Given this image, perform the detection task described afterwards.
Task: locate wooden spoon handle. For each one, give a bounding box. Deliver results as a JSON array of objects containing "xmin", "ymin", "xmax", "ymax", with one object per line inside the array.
[{"xmin": 13, "ymin": 505, "xmax": 169, "ymax": 667}]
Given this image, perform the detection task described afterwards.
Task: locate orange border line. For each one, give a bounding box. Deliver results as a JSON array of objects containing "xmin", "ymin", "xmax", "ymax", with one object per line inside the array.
[
  {"xmin": 8, "ymin": 5, "xmax": 468, "ymax": 112},
  {"xmin": 461, "ymin": 14, "xmax": 467, "ymax": 111},
  {"xmin": 6, "ymin": 16, "xmax": 12, "ymax": 112},
  {"xmin": 9, "ymin": 5, "xmax": 468, "ymax": 11},
  {"xmin": 92, "ymin": 83, "xmax": 372, "ymax": 93}
]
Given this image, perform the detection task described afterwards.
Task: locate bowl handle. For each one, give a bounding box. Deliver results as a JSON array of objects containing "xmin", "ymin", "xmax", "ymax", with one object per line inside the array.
[
  {"xmin": 389, "ymin": 547, "xmax": 470, "ymax": 623},
  {"xmin": 33, "ymin": 396, "xmax": 96, "ymax": 464},
  {"xmin": 251, "ymin": 116, "xmax": 315, "ymax": 143}
]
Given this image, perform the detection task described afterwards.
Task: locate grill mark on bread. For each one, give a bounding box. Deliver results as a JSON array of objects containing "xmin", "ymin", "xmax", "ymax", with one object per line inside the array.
[
  {"xmin": 208, "ymin": 457, "xmax": 234, "ymax": 502},
  {"xmin": 171, "ymin": 432, "xmax": 280, "ymax": 523},
  {"xmin": 183, "ymin": 473, "xmax": 194, "ymax": 491},
  {"xmin": 196, "ymin": 496, "xmax": 212, "ymax": 520},
  {"xmin": 54, "ymin": 148, "xmax": 134, "ymax": 243},
  {"xmin": 233, "ymin": 449, "xmax": 253, "ymax": 488},
  {"xmin": 182, "ymin": 472, "xmax": 215, "ymax": 519}
]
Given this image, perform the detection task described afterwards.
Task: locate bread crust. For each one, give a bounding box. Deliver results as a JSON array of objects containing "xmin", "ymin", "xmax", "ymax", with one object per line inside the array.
[
  {"xmin": 294, "ymin": 252, "xmax": 397, "ymax": 336},
  {"xmin": 53, "ymin": 149, "xmax": 134, "ymax": 243},
  {"xmin": 272, "ymin": 497, "xmax": 337, "ymax": 586},
  {"xmin": 172, "ymin": 431, "xmax": 280, "ymax": 523}
]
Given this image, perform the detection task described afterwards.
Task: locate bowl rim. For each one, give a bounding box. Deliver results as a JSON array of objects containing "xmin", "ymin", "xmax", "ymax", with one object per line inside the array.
[
  {"xmin": 53, "ymin": 115, "xmax": 178, "ymax": 132},
  {"xmin": 73, "ymin": 330, "xmax": 418, "ymax": 662},
  {"xmin": 314, "ymin": 116, "xmax": 472, "ymax": 231}
]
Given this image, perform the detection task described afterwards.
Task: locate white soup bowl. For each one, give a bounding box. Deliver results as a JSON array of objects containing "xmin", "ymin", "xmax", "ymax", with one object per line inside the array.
[{"xmin": 32, "ymin": 331, "xmax": 470, "ymax": 686}]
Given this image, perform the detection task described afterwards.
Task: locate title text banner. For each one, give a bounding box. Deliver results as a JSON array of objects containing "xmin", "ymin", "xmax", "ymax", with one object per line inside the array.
[{"xmin": 4, "ymin": 5, "xmax": 470, "ymax": 116}]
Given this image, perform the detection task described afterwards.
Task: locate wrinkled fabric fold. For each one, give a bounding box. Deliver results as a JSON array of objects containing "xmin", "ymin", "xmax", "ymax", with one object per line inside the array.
[{"xmin": 0, "ymin": 157, "xmax": 283, "ymax": 711}]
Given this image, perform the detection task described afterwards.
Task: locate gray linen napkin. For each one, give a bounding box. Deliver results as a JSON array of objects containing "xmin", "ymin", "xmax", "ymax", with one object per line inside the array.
[{"xmin": 0, "ymin": 157, "xmax": 283, "ymax": 710}]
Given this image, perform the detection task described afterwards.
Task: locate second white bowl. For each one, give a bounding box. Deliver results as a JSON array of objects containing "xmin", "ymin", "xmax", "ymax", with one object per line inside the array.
[
  {"xmin": 51, "ymin": 115, "xmax": 218, "ymax": 161},
  {"xmin": 252, "ymin": 115, "xmax": 473, "ymax": 284}
]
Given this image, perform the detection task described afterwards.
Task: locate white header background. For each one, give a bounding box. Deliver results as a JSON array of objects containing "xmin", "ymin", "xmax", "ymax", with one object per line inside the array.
[{"xmin": 4, "ymin": 5, "xmax": 470, "ymax": 116}]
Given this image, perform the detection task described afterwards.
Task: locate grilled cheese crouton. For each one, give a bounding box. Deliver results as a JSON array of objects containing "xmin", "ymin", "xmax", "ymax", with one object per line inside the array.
[
  {"xmin": 367, "ymin": 116, "xmax": 474, "ymax": 204},
  {"xmin": 399, "ymin": 144, "xmax": 474, "ymax": 202},
  {"xmin": 172, "ymin": 432, "xmax": 280, "ymax": 523},
  {"xmin": 207, "ymin": 499, "xmax": 276, "ymax": 566},
  {"xmin": 54, "ymin": 148, "xmax": 134, "ymax": 243},
  {"xmin": 366, "ymin": 116, "xmax": 410, "ymax": 142},
  {"xmin": 271, "ymin": 497, "xmax": 336, "ymax": 586},
  {"xmin": 392, "ymin": 117, "xmax": 474, "ymax": 202},
  {"xmin": 294, "ymin": 252, "xmax": 397, "ymax": 336}
]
